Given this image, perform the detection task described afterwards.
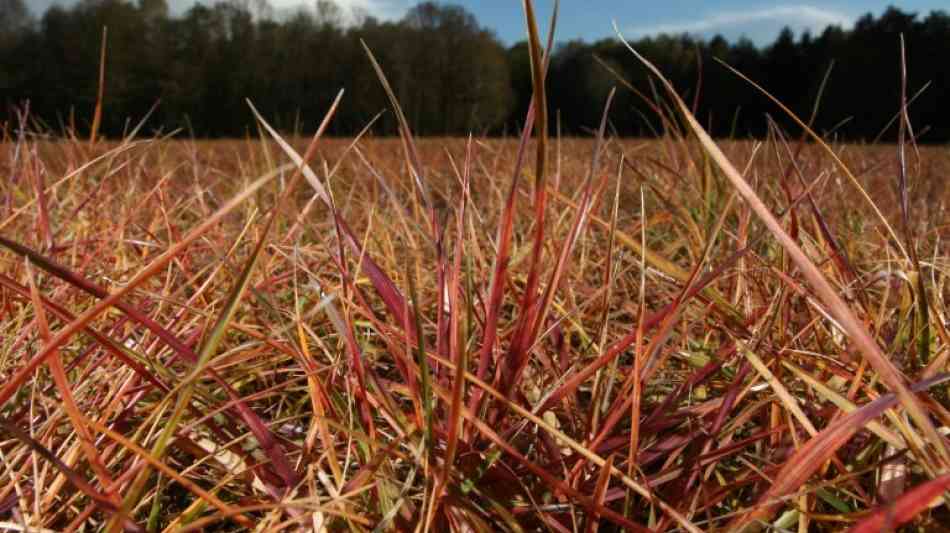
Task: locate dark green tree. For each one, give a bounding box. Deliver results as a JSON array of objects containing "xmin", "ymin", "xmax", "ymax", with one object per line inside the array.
[{"xmin": 3, "ymin": 1, "xmax": 949, "ymax": 141}]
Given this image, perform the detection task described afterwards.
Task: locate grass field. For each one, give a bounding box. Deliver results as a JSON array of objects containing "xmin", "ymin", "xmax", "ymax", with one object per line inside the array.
[
  {"xmin": 2, "ymin": 14, "xmax": 950, "ymax": 531},
  {"xmin": 1, "ymin": 127, "xmax": 948, "ymax": 531}
]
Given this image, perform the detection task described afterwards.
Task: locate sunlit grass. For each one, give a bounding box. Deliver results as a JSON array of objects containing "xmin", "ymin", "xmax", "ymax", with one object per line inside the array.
[{"xmin": 1, "ymin": 2, "xmax": 950, "ymax": 530}]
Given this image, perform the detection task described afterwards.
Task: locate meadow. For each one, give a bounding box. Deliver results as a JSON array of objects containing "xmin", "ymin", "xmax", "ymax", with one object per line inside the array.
[{"xmin": 2, "ymin": 12, "xmax": 950, "ymax": 533}]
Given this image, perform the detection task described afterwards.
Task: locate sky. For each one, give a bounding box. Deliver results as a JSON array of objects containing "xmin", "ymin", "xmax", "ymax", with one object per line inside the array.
[{"xmin": 23, "ymin": 0, "xmax": 950, "ymax": 46}]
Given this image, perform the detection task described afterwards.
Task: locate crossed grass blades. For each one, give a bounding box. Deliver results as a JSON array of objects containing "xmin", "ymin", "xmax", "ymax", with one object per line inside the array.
[{"xmin": 2, "ymin": 1, "xmax": 950, "ymax": 531}]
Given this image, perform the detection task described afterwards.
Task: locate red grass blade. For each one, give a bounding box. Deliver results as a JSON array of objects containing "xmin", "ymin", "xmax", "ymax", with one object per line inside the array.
[
  {"xmin": 467, "ymin": 102, "xmax": 535, "ymax": 417},
  {"xmin": 730, "ymin": 373, "xmax": 950, "ymax": 530},
  {"xmin": 499, "ymin": 88, "xmax": 615, "ymax": 398},
  {"xmin": 502, "ymin": 0, "xmax": 551, "ymax": 399},
  {"xmin": 443, "ymin": 137, "xmax": 473, "ymax": 472},
  {"xmin": 848, "ymin": 473, "xmax": 950, "ymax": 533}
]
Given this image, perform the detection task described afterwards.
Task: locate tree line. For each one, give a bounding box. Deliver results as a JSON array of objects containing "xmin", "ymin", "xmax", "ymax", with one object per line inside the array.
[{"xmin": 1, "ymin": 0, "xmax": 948, "ymax": 141}]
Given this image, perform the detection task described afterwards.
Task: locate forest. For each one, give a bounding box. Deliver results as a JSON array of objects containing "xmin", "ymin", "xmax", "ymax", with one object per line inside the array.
[{"xmin": 1, "ymin": 0, "xmax": 948, "ymax": 140}]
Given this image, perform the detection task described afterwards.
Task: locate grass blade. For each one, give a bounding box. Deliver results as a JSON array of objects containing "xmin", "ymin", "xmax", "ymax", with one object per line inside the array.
[
  {"xmin": 848, "ymin": 473, "xmax": 950, "ymax": 533},
  {"xmin": 729, "ymin": 373, "xmax": 950, "ymax": 530}
]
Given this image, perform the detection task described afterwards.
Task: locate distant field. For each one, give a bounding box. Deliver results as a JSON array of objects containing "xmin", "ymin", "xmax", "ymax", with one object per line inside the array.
[{"xmin": 1, "ymin": 131, "xmax": 949, "ymax": 532}]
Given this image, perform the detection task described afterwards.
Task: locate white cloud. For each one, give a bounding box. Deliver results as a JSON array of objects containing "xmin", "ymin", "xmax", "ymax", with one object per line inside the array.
[
  {"xmin": 626, "ymin": 5, "xmax": 854, "ymax": 40},
  {"xmin": 27, "ymin": 0, "xmax": 413, "ymax": 22},
  {"xmin": 269, "ymin": 0, "xmax": 410, "ymax": 21}
]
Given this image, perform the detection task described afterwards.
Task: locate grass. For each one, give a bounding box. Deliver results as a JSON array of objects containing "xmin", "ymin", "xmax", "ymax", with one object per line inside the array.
[{"xmin": 2, "ymin": 3, "xmax": 950, "ymax": 531}]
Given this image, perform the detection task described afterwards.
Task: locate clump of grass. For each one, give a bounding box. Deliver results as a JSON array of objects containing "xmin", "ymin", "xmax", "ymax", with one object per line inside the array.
[{"xmin": 2, "ymin": 1, "xmax": 950, "ymax": 531}]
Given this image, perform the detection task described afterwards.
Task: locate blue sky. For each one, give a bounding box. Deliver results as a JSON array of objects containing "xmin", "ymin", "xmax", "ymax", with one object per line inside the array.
[
  {"xmin": 459, "ymin": 1, "xmax": 948, "ymax": 45},
  {"xmin": 25, "ymin": 1, "xmax": 950, "ymax": 46}
]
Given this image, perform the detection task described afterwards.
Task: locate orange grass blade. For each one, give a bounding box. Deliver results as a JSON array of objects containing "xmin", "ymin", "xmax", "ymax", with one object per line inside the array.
[
  {"xmin": 89, "ymin": 26, "xmax": 107, "ymax": 145},
  {"xmin": 24, "ymin": 260, "xmax": 119, "ymax": 498},
  {"xmin": 585, "ymin": 454, "xmax": 615, "ymax": 533}
]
